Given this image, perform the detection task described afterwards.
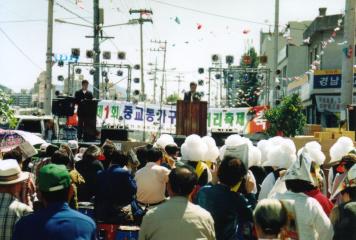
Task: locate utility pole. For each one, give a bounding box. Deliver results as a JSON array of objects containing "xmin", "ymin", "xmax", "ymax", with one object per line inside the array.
[
  {"xmin": 130, "ymin": 9, "xmax": 153, "ymax": 101},
  {"xmin": 93, "ymin": 0, "xmax": 100, "ymax": 99},
  {"xmin": 176, "ymin": 73, "xmax": 184, "ymax": 96},
  {"xmin": 44, "ymin": 0, "xmax": 54, "ymax": 115},
  {"xmin": 152, "ymin": 58, "xmax": 158, "ymax": 104},
  {"xmin": 341, "ymin": 0, "xmax": 356, "ymax": 122},
  {"xmin": 151, "ymin": 40, "xmax": 167, "ymax": 103},
  {"xmin": 271, "ymin": 0, "xmax": 279, "ymax": 107}
]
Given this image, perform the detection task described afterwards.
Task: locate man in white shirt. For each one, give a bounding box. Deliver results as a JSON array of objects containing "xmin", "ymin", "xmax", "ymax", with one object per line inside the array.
[{"xmin": 135, "ymin": 148, "xmax": 170, "ymax": 205}]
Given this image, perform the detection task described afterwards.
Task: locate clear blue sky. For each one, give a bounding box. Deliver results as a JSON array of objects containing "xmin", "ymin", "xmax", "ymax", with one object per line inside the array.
[{"xmin": 0, "ymin": 0, "xmax": 342, "ymax": 96}]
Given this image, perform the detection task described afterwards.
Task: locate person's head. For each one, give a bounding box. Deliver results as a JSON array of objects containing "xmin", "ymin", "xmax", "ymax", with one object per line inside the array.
[
  {"xmin": 253, "ymin": 199, "xmax": 288, "ymax": 239},
  {"xmin": 59, "ymin": 144, "xmax": 75, "ymax": 168},
  {"xmin": 110, "ymin": 150, "xmax": 128, "ymax": 168},
  {"xmin": 339, "ymin": 164, "xmax": 356, "ymax": 203},
  {"xmin": 3, "ymin": 148, "xmax": 23, "ymax": 166},
  {"xmin": 51, "ymin": 150, "xmax": 70, "ymax": 168},
  {"xmin": 167, "ymin": 165, "xmax": 197, "ymax": 197},
  {"xmin": 0, "ymin": 160, "xmax": 29, "ymax": 196},
  {"xmin": 46, "ymin": 144, "xmax": 59, "ymax": 158},
  {"xmin": 82, "ymin": 145, "xmax": 101, "ymax": 162},
  {"xmin": 67, "ymin": 140, "xmax": 79, "ymax": 155},
  {"xmin": 102, "ymin": 141, "xmax": 116, "ymax": 160},
  {"xmin": 37, "ymin": 164, "xmax": 71, "ymax": 205},
  {"xmin": 165, "ymin": 144, "xmax": 180, "ymax": 158},
  {"xmin": 218, "ymin": 155, "xmax": 247, "ymax": 188},
  {"xmin": 82, "ymin": 80, "xmax": 89, "ymax": 91},
  {"xmin": 146, "ymin": 147, "xmax": 163, "ymax": 164},
  {"xmin": 285, "ymin": 179, "xmax": 315, "ymax": 193},
  {"xmin": 190, "ymin": 82, "xmax": 197, "ymax": 93},
  {"xmin": 136, "ymin": 144, "xmax": 152, "ymax": 169}
]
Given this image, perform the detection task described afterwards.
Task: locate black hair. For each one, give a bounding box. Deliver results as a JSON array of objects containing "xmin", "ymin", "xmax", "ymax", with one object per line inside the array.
[
  {"xmin": 41, "ymin": 188, "xmax": 70, "ymax": 203},
  {"xmin": 190, "ymin": 82, "xmax": 197, "ymax": 86},
  {"xmin": 165, "ymin": 144, "xmax": 179, "ymax": 156},
  {"xmin": 218, "ymin": 155, "xmax": 247, "ymax": 187},
  {"xmin": 110, "ymin": 150, "xmax": 128, "ymax": 167},
  {"xmin": 82, "ymin": 80, "xmax": 89, "ymax": 85},
  {"xmin": 3, "ymin": 148, "xmax": 23, "ymax": 164},
  {"xmin": 342, "ymin": 186, "xmax": 356, "ymax": 201},
  {"xmin": 285, "ymin": 179, "xmax": 316, "ymax": 193},
  {"xmin": 169, "ymin": 165, "xmax": 197, "ymax": 196},
  {"xmin": 136, "ymin": 144, "xmax": 153, "ymax": 169},
  {"xmin": 146, "ymin": 147, "xmax": 163, "ymax": 163},
  {"xmin": 46, "ymin": 144, "xmax": 59, "ymax": 158},
  {"xmin": 51, "ymin": 150, "xmax": 70, "ymax": 167}
]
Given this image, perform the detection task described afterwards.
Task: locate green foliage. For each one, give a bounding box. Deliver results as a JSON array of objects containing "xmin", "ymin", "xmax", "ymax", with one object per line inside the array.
[
  {"xmin": 264, "ymin": 94, "xmax": 306, "ymax": 137},
  {"xmin": 236, "ymin": 47, "xmax": 262, "ymax": 107},
  {"xmin": 0, "ymin": 89, "xmax": 17, "ymax": 128},
  {"xmin": 166, "ymin": 93, "xmax": 180, "ymax": 104}
]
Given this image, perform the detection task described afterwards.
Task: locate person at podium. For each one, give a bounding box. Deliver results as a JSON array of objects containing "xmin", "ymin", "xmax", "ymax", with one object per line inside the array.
[
  {"xmin": 74, "ymin": 80, "xmax": 93, "ymax": 140},
  {"xmin": 184, "ymin": 82, "xmax": 201, "ymax": 102}
]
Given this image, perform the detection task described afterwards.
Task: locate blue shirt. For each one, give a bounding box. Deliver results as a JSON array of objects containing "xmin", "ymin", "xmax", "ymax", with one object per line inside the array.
[
  {"xmin": 12, "ymin": 202, "xmax": 96, "ymax": 240},
  {"xmin": 195, "ymin": 184, "xmax": 256, "ymax": 240},
  {"xmin": 95, "ymin": 165, "xmax": 137, "ymax": 223}
]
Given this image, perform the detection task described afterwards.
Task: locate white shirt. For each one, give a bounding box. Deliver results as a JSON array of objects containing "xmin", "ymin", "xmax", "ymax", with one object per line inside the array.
[
  {"xmin": 135, "ymin": 162, "xmax": 170, "ymax": 204},
  {"xmin": 274, "ymin": 191, "xmax": 333, "ymax": 240}
]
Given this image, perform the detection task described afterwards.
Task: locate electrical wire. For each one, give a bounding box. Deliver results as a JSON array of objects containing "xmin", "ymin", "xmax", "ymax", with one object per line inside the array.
[
  {"xmin": 0, "ymin": 27, "xmax": 44, "ymax": 71},
  {"xmin": 55, "ymin": 1, "xmax": 92, "ymax": 24},
  {"xmin": 0, "ymin": 16, "xmax": 91, "ymax": 24},
  {"xmin": 150, "ymin": 0, "xmax": 309, "ymax": 31}
]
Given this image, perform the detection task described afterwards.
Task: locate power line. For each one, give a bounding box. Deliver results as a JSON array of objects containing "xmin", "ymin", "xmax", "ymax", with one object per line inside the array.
[
  {"xmin": 0, "ymin": 27, "xmax": 44, "ymax": 71},
  {"xmin": 54, "ymin": 1, "xmax": 92, "ymax": 24},
  {"xmin": 151, "ymin": 0, "xmax": 308, "ymax": 31},
  {"xmin": 0, "ymin": 16, "xmax": 91, "ymax": 24}
]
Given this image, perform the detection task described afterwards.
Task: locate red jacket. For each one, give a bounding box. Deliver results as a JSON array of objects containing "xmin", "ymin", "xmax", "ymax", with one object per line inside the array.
[{"xmin": 304, "ymin": 188, "xmax": 334, "ymax": 216}]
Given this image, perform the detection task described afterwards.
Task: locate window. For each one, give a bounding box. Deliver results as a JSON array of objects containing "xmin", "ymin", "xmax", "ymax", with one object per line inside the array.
[{"xmin": 18, "ymin": 120, "xmax": 42, "ymax": 133}]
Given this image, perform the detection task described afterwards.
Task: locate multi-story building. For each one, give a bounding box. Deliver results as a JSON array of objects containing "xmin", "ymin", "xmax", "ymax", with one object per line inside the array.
[
  {"xmin": 286, "ymin": 8, "xmax": 346, "ymax": 127},
  {"xmin": 11, "ymin": 89, "xmax": 32, "ymax": 108}
]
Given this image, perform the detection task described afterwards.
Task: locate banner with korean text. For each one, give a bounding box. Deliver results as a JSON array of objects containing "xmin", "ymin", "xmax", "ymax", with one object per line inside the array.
[{"xmin": 96, "ymin": 100, "xmax": 268, "ymax": 134}]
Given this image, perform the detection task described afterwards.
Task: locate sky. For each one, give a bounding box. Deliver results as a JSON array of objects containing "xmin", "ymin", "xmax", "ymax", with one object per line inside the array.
[{"xmin": 0, "ymin": 0, "xmax": 342, "ymax": 99}]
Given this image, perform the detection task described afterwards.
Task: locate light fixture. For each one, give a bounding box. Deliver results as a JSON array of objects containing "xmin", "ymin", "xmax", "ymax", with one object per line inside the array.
[
  {"xmin": 134, "ymin": 64, "xmax": 140, "ymax": 70},
  {"xmin": 118, "ymin": 52, "xmax": 126, "ymax": 60},
  {"xmin": 133, "ymin": 78, "xmax": 140, "ymax": 83},
  {"xmin": 226, "ymin": 55, "xmax": 234, "ymax": 65},
  {"xmin": 86, "ymin": 50, "xmax": 94, "ymax": 58},
  {"xmin": 89, "ymin": 69, "xmax": 95, "ymax": 75},
  {"xmin": 198, "ymin": 68, "xmax": 204, "ymax": 74},
  {"xmin": 75, "ymin": 68, "xmax": 82, "ymax": 74},
  {"xmin": 71, "ymin": 48, "xmax": 80, "ymax": 58},
  {"xmin": 117, "ymin": 70, "xmax": 123, "ymax": 76},
  {"xmin": 102, "ymin": 70, "xmax": 108, "ymax": 77},
  {"xmin": 103, "ymin": 51, "xmax": 111, "ymax": 60},
  {"xmin": 57, "ymin": 75, "xmax": 64, "ymax": 81}
]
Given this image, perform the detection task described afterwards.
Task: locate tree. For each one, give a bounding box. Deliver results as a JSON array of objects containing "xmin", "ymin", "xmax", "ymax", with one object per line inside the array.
[
  {"xmin": 236, "ymin": 47, "xmax": 262, "ymax": 107},
  {"xmin": 166, "ymin": 93, "xmax": 180, "ymax": 104},
  {"xmin": 264, "ymin": 94, "xmax": 306, "ymax": 137},
  {"xmin": 0, "ymin": 89, "xmax": 17, "ymax": 128}
]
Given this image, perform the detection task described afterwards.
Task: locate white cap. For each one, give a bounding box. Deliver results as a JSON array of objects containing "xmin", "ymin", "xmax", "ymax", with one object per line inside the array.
[
  {"xmin": 263, "ymin": 140, "xmax": 296, "ymax": 169},
  {"xmin": 330, "ymin": 137, "xmax": 354, "ymax": 164},
  {"xmin": 297, "ymin": 141, "xmax": 325, "ymax": 166}
]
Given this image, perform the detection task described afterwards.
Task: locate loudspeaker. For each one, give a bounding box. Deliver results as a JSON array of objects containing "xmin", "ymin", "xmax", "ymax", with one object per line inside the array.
[
  {"xmin": 101, "ymin": 129, "xmax": 128, "ymax": 144},
  {"xmin": 52, "ymin": 97, "xmax": 75, "ymax": 117},
  {"xmin": 211, "ymin": 131, "xmax": 238, "ymax": 147}
]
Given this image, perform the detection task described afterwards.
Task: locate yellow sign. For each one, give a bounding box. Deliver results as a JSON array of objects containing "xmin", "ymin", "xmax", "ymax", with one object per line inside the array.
[{"xmin": 313, "ymin": 69, "xmax": 341, "ymax": 75}]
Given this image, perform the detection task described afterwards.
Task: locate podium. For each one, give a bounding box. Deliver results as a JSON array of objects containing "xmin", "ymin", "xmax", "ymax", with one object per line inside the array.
[
  {"xmin": 79, "ymin": 99, "xmax": 98, "ymax": 141},
  {"xmin": 176, "ymin": 100, "xmax": 208, "ymax": 137}
]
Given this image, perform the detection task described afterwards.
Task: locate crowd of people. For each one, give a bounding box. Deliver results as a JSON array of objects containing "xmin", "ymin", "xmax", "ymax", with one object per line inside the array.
[{"xmin": 0, "ymin": 133, "xmax": 355, "ymax": 240}]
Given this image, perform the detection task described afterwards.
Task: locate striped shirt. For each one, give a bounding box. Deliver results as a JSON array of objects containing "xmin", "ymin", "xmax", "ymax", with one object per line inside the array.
[{"xmin": 0, "ymin": 193, "xmax": 32, "ymax": 240}]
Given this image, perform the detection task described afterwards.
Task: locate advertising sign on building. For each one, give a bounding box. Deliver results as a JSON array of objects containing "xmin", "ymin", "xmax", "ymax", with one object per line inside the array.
[{"xmin": 313, "ymin": 69, "xmax": 356, "ymax": 89}]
